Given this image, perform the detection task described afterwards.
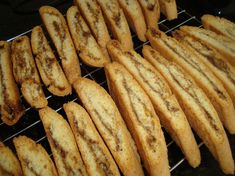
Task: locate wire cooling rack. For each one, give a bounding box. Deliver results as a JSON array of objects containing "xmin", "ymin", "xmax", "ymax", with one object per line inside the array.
[{"xmin": 1, "ymin": 5, "xmax": 234, "ymax": 176}]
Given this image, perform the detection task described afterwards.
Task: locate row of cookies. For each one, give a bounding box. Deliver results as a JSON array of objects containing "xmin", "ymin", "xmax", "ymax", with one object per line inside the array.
[
  {"xmin": 0, "ymin": 0, "xmax": 178, "ymax": 126},
  {"xmin": 141, "ymin": 15, "xmax": 235, "ymax": 174}
]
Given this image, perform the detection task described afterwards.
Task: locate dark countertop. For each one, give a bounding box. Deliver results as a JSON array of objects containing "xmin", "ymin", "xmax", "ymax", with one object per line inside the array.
[
  {"xmin": 0, "ymin": 0, "xmax": 234, "ymax": 40},
  {"xmin": 0, "ymin": 0, "xmax": 72, "ymax": 40}
]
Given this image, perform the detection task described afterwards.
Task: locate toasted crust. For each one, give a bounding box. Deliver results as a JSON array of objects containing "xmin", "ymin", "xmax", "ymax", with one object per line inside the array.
[
  {"xmin": 74, "ymin": 0, "xmax": 111, "ymax": 58},
  {"xmin": 97, "ymin": 0, "xmax": 133, "ymax": 50},
  {"xmin": 0, "ymin": 142, "xmax": 22, "ymax": 176},
  {"xmin": 201, "ymin": 14, "xmax": 235, "ymax": 41},
  {"xmin": 64, "ymin": 102, "xmax": 120, "ymax": 176},
  {"xmin": 105, "ymin": 62, "xmax": 170, "ymax": 176},
  {"xmin": 107, "ymin": 40, "xmax": 200, "ymax": 168},
  {"xmin": 13, "ymin": 136, "xmax": 58, "ymax": 176},
  {"xmin": 117, "ymin": 0, "xmax": 147, "ymax": 42},
  {"xmin": 31, "ymin": 26, "xmax": 72, "ymax": 96},
  {"xmin": 0, "ymin": 41, "xmax": 25, "ymax": 125},
  {"xmin": 11, "ymin": 36, "xmax": 47, "ymax": 109},
  {"xmin": 73, "ymin": 77, "xmax": 144, "ymax": 176},
  {"xmin": 143, "ymin": 47, "xmax": 234, "ymax": 174},
  {"xmin": 158, "ymin": 0, "xmax": 177, "ymax": 20},
  {"xmin": 137, "ymin": 0, "xmax": 160, "ymax": 28},
  {"xmin": 173, "ymin": 30, "xmax": 235, "ymax": 105},
  {"xmin": 179, "ymin": 25, "xmax": 235, "ymax": 67},
  {"xmin": 66, "ymin": 6, "xmax": 110, "ymax": 67},
  {"xmin": 39, "ymin": 6, "xmax": 81, "ymax": 84},
  {"xmin": 146, "ymin": 28, "xmax": 235, "ymax": 134},
  {"xmin": 39, "ymin": 106, "xmax": 88, "ymax": 176}
]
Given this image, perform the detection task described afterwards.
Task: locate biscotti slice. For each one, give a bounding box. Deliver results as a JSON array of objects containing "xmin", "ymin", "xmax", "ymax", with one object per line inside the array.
[
  {"xmin": 0, "ymin": 142, "xmax": 22, "ymax": 176},
  {"xmin": 137, "ymin": 0, "xmax": 160, "ymax": 28},
  {"xmin": 73, "ymin": 77, "xmax": 144, "ymax": 176},
  {"xmin": 66, "ymin": 6, "xmax": 110, "ymax": 67},
  {"xmin": 39, "ymin": 106, "xmax": 88, "ymax": 176},
  {"xmin": 11, "ymin": 36, "xmax": 47, "ymax": 109},
  {"xmin": 143, "ymin": 47, "xmax": 234, "ymax": 174},
  {"xmin": 158, "ymin": 0, "xmax": 177, "ymax": 20},
  {"xmin": 201, "ymin": 14, "xmax": 235, "ymax": 41},
  {"xmin": 105, "ymin": 62, "xmax": 170, "ymax": 176},
  {"xmin": 96, "ymin": 0, "xmax": 133, "ymax": 50},
  {"xmin": 13, "ymin": 136, "xmax": 58, "ymax": 176},
  {"xmin": 64, "ymin": 102, "xmax": 120, "ymax": 176},
  {"xmin": 0, "ymin": 41, "xmax": 24, "ymax": 125},
  {"xmin": 146, "ymin": 28, "xmax": 235, "ymax": 134},
  {"xmin": 31, "ymin": 26, "xmax": 72, "ymax": 96},
  {"xmin": 117, "ymin": 0, "xmax": 147, "ymax": 42},
  {"xmin": 39, "ymin": 6, "xmax": 81, "ymax": 84},
  {"xmin": 173, "ymin": 30, "xmax": 235, "ymax": 105},
  {"xmin": 179, "ymin": 25, "xmax": 235, "ymax": 66},
  {"xmin": 107, "ymin": 40, "xmax": 200, "ymax": 168},
  {"xmin": 74, "ymin": 0, "xmax": 111, "ymax": 58}
]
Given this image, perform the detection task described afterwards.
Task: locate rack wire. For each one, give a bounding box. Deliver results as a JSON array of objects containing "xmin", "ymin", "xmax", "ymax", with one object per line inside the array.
[{"xmin": 0, "ymin": 5, "xmax": 233, "ymax": 176}]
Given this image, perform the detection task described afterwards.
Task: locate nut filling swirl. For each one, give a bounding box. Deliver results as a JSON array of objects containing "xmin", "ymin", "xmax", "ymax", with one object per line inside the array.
[
  {"xmin": 104, "ymin": 1, "xmax": 121, "ymax": 28},
  {"xmin": 45, "ymin": 13, "xmax": 67, "ymax": 60},
  {"xmin": 73, "ymin": 12, "xmax": 100, "ymax": 61},
  {"xmin": 184, "ymin": 39, "xmax": 235, "ymax": 85},
  {"xmin": 164, "ymin": 63, "xmax": 221, "ymax": 133},
  {"xmin": 72, "ymin": 113, "xmax": 114, "ymax": 176},
  {"xmin": 162, "ymin": 39, "xmax": 227, "ymax": 99},
  {"xmin": 48, "ymin": 128, "xmax": 83, "ymax": 176},
  {"xmin": 74, "ymin": 12, "xmax": 91, "ymax": 46},
  {"xmin": 115, "ymin": 69, "xmax": 158, "ymax": 151},
  {"xmin": 22, "ymin": 158, "xmax": 41, "ymax": 176},
  {"xmin": 86, "ymin": 1, "xmax": 101, "ymax": 40},
  {"xmin": 0, "ymin": 46, "xmax": 23, "ymax": 120},
  {"xmin": 0, "ymin": 54, "xmax": 13, "ymax": 119},
  {"xmin": 84, "ymin": 95, "xmax": 122, "ymax": 152},
  {"xmin": 198, "ymin": 31, "xmax": 235, "ymax": 53},
  {"xmin": 36, "ymin": 31, "xmax": 66, "ymax": 91},
  {"xmin": 124, "ymin": 52, "xmax": 179, "ymax": 113},
  {"xmin": 12, "ymin": 47, "xmax": 36, "ymax": 83}
]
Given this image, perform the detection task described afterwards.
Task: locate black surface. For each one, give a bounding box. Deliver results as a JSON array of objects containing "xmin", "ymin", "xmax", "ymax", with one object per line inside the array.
[
  {"xmin": 0, "ymin": 0, "xmax": 71, "ymax": 40},
  {"xmin": 0, "ymin": 0, "xmax": 234, "ymax": 40},
  {"xmin": 0, "ymin": 0, "xmax": 234, "ymax": 176}
]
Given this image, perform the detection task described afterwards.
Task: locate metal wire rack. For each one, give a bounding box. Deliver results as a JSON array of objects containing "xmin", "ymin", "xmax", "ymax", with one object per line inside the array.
[{"xmin": 1, "ymin": 5, "xmax": 233, "ymax": 176}]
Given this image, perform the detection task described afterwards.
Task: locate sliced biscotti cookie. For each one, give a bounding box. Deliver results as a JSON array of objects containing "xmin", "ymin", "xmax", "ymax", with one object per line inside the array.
[
  {"xmin": 64, "ymin": 102, "xmax": 120, "ymax": 176},
  {"xmin": 0, "ymin": 142, "xmax": 22, "ymax": 176},
  {"xmin": 31, "ymin": 26, "xmax": 72, "ymax": 96},
  {"xmin": 107, "ymin": 40, "xmax": 200, "ymax": 168},
  {"xmin": 96, "ymin": 0, "xmax": 133, "ymax": 50},
  {"xmin": 73, "ymin": 77, "xmax": 144, "ymax": 176},
  {"xmin": 11, "ymin": 36, "xmax": 47, "ymax": 109},
  {"xmin": 146, "ymin": 28, "xmax": 235, "ymax": 134},
  {"xmin": 13, "ymin": 136, "xmax": 58, "ymax": 176},
  {"xmin": 137, "ymin": 0, "xmax": 160, "ymax": 28},
  {"xmin": 158, "ymin": 0, "xmax": 177, "ymax": 20},
  {"xmin": 143, "ymin": 47, "xmax": 234, "ymax": 174},
  {"xmin": 201, "ymin": 14, "xmax": 235, "ymax": 41},
  {"xmin": 39, "ymin": 6, "xmax": 81, "ymax": 84},
  {"xmin": 179, "ymin": 25, "xmax": 235, "ymax": 66},
  {"xmin": 66, "ymin": 6, "xmax": 110, "ymax": 67},
  {"xmin": 0, "ymin": 41, "xmax": 25, "ymax": 125},
  {"xmin": 104, "ymin": 62, "xmax": 170, "ymax": 176},
  {"xmin": 39, "ymin": 106, "xmax": 88, "ymax": 176},
  {"xmin": 74, "ymin": 0, "xmax": 111, "ymax": 58},
  {"xmin": 117, "ymin": 0, "xmax": 147, "ymax": 42},
  {"xmin": 173, "ymin": 30, "xmax": 235, "ymax": 105}
]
